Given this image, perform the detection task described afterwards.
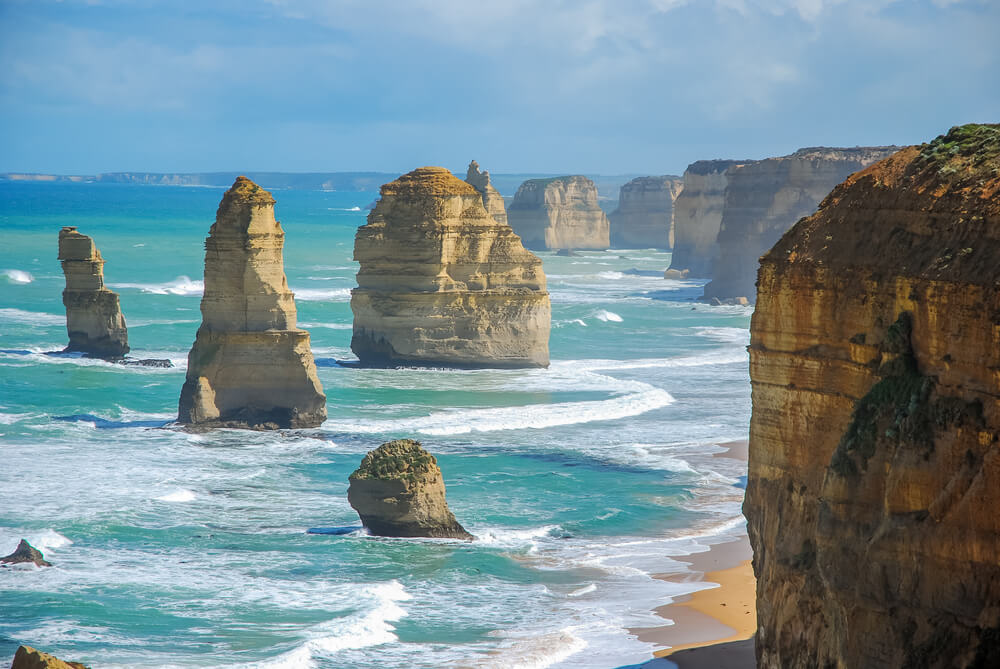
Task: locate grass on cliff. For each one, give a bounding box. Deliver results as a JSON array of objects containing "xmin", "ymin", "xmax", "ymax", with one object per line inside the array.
[
  {"xmin": 917, "ymin": 123, "xmax": 1000, "ymax": 176},
  {"xmin": 350, "ymin": 439, "xmax": 437, "ymax": 483}
]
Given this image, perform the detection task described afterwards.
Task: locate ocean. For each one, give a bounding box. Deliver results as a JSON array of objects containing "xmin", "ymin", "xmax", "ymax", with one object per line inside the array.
[{"xmin": 0, "ymin": 181, "xmax": 751, "ymax": 668}]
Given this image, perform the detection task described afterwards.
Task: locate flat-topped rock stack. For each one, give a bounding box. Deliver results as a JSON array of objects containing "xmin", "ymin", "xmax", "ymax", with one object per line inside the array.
[
  {"xmin": 703, "ymin": 146, "xmax": 898, "ymax": 302},
  {"xmin": 351, "ymin": 166, "xmax": 550, "ymax": 368},
  {"xmin": 177, "ymin": 176, "xmax": 326, "ymax": 429},
  {"xmin": 746, "ymin": 125, "xmax": 1000, "ymax": 668},
  {"xmin": 506, "ymin": 175, "xmax": 610, "ymax": 250},
  {"xmin": 464, "ymin": 160, "xmax": 508, "ymax": 227},
  {"xmin": 58, "ymin": 227, "xmax": 129, "ymax": 358},
  {"xmin": 668, "ymin": 160, "xmax": 750, "ymax": 278},
  {"xmin": 609, "ymin": 175, "xmax": 684, "ymax": 249}
]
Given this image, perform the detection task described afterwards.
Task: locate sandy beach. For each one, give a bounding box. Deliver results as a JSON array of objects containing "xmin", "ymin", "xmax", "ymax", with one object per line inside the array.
[{"xmin": 629, "ymin": 440, "xmax": 756, "ymax": 668}]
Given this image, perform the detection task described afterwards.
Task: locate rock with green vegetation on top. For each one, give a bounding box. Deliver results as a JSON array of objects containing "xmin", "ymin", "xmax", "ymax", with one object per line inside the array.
[{"xmin": 348, "ymin": 439, "xmax": 472, "ymax": 539}]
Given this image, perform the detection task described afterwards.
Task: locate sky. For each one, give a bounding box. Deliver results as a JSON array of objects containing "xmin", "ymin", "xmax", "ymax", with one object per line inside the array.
[{"xmin": 1, "ymin": 0, "xmax": 997, "ymax": 175}]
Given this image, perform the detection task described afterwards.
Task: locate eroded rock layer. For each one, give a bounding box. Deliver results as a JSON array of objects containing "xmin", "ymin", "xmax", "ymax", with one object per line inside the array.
[
  {"xmin": 58, "ymin": 227, "xmax": 129, "ymax": 357},
  {"xmin": 507, "ymin": 175, "xmax": 610, "ymax": 250},
  {"xmin": 11, "ymin": 646, "xmax": 89, "ymax": 669},
  {"xmin": 609, "ymin": 175, "xmax": 683, "ymax": 249},
  {"xmin": 465, "ymin": 160, "xmax": 508, "ymax": 227},
  {"xmin": 704, "ymin": 146, "xmax": 898, "ymax": 301},
  {"xmin": 348, "ymin": 439, "xmax": 472, "ymax": 539},
  {"xmin": 746, "ymin": 125, "xmax": 1000, "ymax": 668},
  {"xmin": 351, "ymin": 166, "xmax": 550, "ymax": 368},
  {"xmin": 668, "ymin": 160, "xmax": 748, "ymax": 277},
  {"xmin": 178, "ymin": 177, "xmax": 326, "ymax": 429}
]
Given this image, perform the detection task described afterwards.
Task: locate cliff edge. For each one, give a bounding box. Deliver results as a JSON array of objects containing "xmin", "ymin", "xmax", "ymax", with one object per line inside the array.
[{"xmin": 746, "ymin": 124, "xmax": 1000, "ymax": 668}]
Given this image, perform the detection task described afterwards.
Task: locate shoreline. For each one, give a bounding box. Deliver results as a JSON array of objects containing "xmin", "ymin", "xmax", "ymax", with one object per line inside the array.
[{"xmin": 629, "ymin": 440, "xmax": 756, "ymax": 668}]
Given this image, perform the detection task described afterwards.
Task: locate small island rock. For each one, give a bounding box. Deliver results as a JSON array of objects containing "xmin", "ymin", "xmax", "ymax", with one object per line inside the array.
[
  {"xmin": 10, "ymin": 646, "xmax": 89, "ymax": 669},
  {"xmin": 1, "ymin": 539, "xmax": 52, "ymax": 567},
  {"xmin": 348, "ymin": 439, "xmax": 472, "ymax": 540}
]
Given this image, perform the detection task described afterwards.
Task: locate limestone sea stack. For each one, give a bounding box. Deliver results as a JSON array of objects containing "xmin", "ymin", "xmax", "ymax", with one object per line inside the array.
[
  {"xmin": 348, "ymin": 439, "xmax": 473, "ymax": 540},
  {"xmin": 609, "ymin": 175, "xmax": 683, "ymax": 249},
  {"xmin": 703, "ymin": 146, "xmax": 898, "ymax": 301},
  {"xmin": 351, "ymin": 166, "xmax": 550, "ymax": 368},
  {"xmin": 10, "ymin": 646, "xmax": 89, "ymax": 669},
  {"xmin": 507, "ymin": 176, "xmax": 610, "ymax": 250},
  {"xmin": 745, "ymin": 124, "xmax": 1000, "ymax": 668},
  {"xmin": 177, "ymin": 177, "xmax": 326, "ymax": 429},
  {"xmin": 464, "ymin": 160, "xmax": 508, "ymax": 227},
  {"xmin": 668, "ymin": 160, "xmax": 749, "ymax": 277},
  {"xmin": 58, "ymin": 227, "xmax": 129, "ymax": 358}
]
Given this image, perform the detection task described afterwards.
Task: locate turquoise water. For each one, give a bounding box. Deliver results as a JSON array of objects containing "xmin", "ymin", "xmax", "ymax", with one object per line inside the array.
[{"xmin": 0, "ymin": 182, "xmax": 751, "ymax": 668}]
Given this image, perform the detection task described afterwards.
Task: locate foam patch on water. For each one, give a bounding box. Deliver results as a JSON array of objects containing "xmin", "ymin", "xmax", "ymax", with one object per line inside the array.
[
  {"xmin": 0, "ymin": 308, "xmax": 65, "ymax": 326},
  {"xmin": 292, "ymin": 287, "xmax": 352, "ymax": 302},
  {"xmin": 592, "ymin": 309, "xmax": 623, "ymax": 322},
  {"xmin": 694, "ymin": 326, "xmax": 750, "ymax": 345},
  {"xmin": 3, "ymin": 269, "xmax": 34, "ymax": 284},
  {"xmin": 299, "ymin": 321, "xmax": 353, "ymax": 330},
  {"xmin": 477, "ymin": 628, "xmax": 588, "ymax": 668},
  {"xmin": 156, "ymin": 489, "xmax": 196, "ymax": 502},
  {"xmin": 112, "ymin": 276, "xmax": 203, "ymax": 296}
]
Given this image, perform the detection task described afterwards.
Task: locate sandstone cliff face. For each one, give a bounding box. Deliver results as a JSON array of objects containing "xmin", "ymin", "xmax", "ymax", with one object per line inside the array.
[
  {"xmin": 351, "ymin": 166, "xmax": 550, "ymax": 368},
  {"xmin": 58, "ymin": 227, "xmax": 129, "ymax": 357},
  {"xmin": 178, "ymin": 177, "xmax": 326, "ymax": 429},
  {"xmin": 507, "ymin": 175, "xmax": 610, "ymax": 250},
  {"xmin": 348, "ymin": 439, "xmax": 472, "ymax": 539},
  {"xmin": 704, "ymin": 146, "xmax": 898, "ymax": 300},
  {"xmin": 746, "ymin": 125, "xmax": 1000, "ymax": 669},
  {"xmin": 609, "ymin": 175, "xmax": 683, "ymax": 249},
  {"xmin": 11, "ymin": 646, "xmax": 89, "ymax": 669},
  {"xmin": 465, "ymin": 160, "xmax": 508, "ymax": 227},
  {"xmin": 668, "ymin": 161, "xmax": 747, "ymax": 277}
]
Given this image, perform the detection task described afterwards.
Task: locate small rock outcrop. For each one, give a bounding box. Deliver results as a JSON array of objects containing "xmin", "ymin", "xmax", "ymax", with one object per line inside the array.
[
  {"xmin": 58, "ymin": 227, "xmax": 129, "ymax": 358},
  {"xmin": 507, "ymin": 176, "xmax": 610, "ymax": 250},
  {"xmin": 351, "ymin": 166, "xmax": 550, "ymax": 368},
  {"xmin": 746, "ymin": 125, "xmax": 1000, "ymax": 668},
  {"xmin": 10, "ymin": 646, "xmax": 89, "ymax": 669},
  {"xmin": 609, "ymin": 175, "xmax": 683, "ymax": 249},
  {"xmin": 177, "ymin": 177, "xmax": 326, "ymax": 429},
  {"xmin": 464, "ymin": 160, "xmax": 508, "ymax": 227},
  {"xmin": 703, "ymin": 146, "xmax": 898, "ymax": 301},
  {"xmin": 1, "ymin": 539, "xmax": 52, "ymax": 567},
  {"xmin": 668, "ymin": 160, "xmax": 749, "ymax": 277},
  {"xmin": 348, "ymin": 439, "xmax": 472, "ymax": 539}
]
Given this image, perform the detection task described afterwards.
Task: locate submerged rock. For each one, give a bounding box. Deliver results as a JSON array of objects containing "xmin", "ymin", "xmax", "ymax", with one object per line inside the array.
[
  {"xmin": 351, "ymin": 166, "xmax": 550, "ymax": 368},
  {"xmin": 348, "ymin": 439, "xmax": 472, "ymax": 540},
  {"xmin": 177, "ymin": 177, "xmax": 326, "ymax": 429},
  {"xmin": 464, "ymin": 160, "xmax": 508, "ymax": 227},
  {"xmin": 58, "ymin": 227, "xmax": 129, "ymax": 358},
  {"xmin": 609, "ymin": 175, "xmax": 683, "ymax": 249},
  {"xmin": 1, "ymin": 539, "xmax": 52, "ymax": 567},
  {"xmin": 746, "ymin": 125, "xmax": 1000, "ymax": 668},
  {"xmin": 507, "ymin": 176, "xmax": 610, "ymax": 250},
  {"xmin": 10, "ymin": 646, "xmax": 89, "ymax": 669}
]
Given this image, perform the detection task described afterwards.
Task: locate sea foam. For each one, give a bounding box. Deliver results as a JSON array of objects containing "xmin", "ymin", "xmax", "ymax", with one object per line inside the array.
[
  {"xmin": 2, "ymin": 269, "xmax": 34, "ymax": 284},
  {"xmin": 112, "ymin": 275, "xmax": 204, "ymax": 296}
]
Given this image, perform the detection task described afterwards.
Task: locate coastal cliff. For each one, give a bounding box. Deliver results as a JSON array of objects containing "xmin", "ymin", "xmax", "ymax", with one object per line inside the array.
[
  {"xmin": 704, "ymin": 146, "xmax": 898, "ymax": 300},
  {"xmin": 177, "ymin": 177, "xmax": 326, "ymax": 429},
  {"xmin": 465, "ymin": 160, "xmax": 508, "ymax": 227},
  {"xmin": 609, "ymin": 175, "xmax": 683, "ymax": 249},
  {"xmin": 668, "ymin": 161, "xmax": 748, "ymax": 277},
  {"xmin": 58, "ymin": 227, "xmax": 129, "ymax": 357},
  {"xmin": 507, "ymin": 175, "xmax": 610, "ymax": 250},
  {"xmin": 745, "ymin": 124, "xmax": 1000, "ymax": 668}
]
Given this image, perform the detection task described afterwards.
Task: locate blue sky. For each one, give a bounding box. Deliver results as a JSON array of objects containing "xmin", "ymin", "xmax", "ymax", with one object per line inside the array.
[{"xmin": 1, "ymin": 0, "xmax": 997, "ymax": 174}]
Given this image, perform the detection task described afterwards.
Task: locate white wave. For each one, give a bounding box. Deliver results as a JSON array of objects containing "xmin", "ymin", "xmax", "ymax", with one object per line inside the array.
[
  {"xmin": 19, "ymin": 529, "xmax": 73, "ymax": 553},
  {"xmin": 3, "ymin": 269, "xmax": 33, "ymax": 284},
  {"xmin": 111, "ymin": 275, "xmax": 203, "ymax": 296},
  {"xmin": 567, "ymin": 584, "xmax": 597, "ymax": 597},
  {"xmin": 477, "ymin": 628, "xmax": 588, "ymax": 669},
  {"xmin": 292, "ymin": 287, "xmax": 352, "ymax": 302},
  {"xmin": 472, "ymin": 525, "xmax": 561, "ymax": 547},
  {"xmin": 694, "ymin": 326, "xmax": 750, "ymax": 345},
  {"xmin": 323, "ymin": 388, "xmax": 674, "ymax": 436},
  {"xmin": 563, "ymin": 349, "xmax": 747, "ymax": 372},
  {"xmin": 328, "ymin": 206, "xmax": 362, "ymax": 212},
  {"xmin": 591, "ymin": 310, "xmax": 623, "ymax": 322},
  {"xmin": 0, "ymin": 411, "xmax": 40, "ymax": 425},
  {"xmin": 596, "ymin": 271, "xmax": 625, "ymax": 280},
  {"xmin": 0, "ymin": 308, "xmax": 64, "ymax": 326},
  {"xmin": 156, "ymin": 489, "xmax": 196, "ymax": 503},
  {"xmin": 298, "ymin": 321, "xmax": 353, "ymax": 330},
  {"xmin": 127, "ymin": 318, "xmax": 198, "ymax": 328}
]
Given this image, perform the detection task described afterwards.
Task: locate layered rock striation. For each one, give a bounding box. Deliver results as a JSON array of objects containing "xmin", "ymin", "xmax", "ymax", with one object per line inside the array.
[
  {"xmin": 351, "ymin": 166, "xmax": 550, "ymax": 368},
  {"xmin": 465, "ymin": 160, "xmax": 508, "ymax": 227},
  {"xmin": 507, "ymin": 175, "xmax": 609, "ymax": 250},
  {"xmin": 668, "ymin": 160, "xmax": 749, "ymax": 277},
  {"xmin": 177, "ymin": 177, "xmax": 326, "ymax": 429},
  {"xmin": 704, "ymin": 146, "xmax": 898, "ymax": 301},
  {"xmin": 609, "ymin": 175, "xmax": 684, "ymax": 249},
  {"xmin": 746, "ymin": 125, "xmax": 1000, "ymax": 668},
  {"xmin": 58, "ymin": 227, "xmax": 129, "ymax": 357},
  {"xmin": 348, "ymin": 439, "xmax": 472, "ymax": 539}
]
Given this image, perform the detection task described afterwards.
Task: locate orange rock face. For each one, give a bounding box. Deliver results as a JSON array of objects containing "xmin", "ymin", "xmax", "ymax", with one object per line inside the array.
[{"xmin": 746, "ymin": 124, "xmax": 1000, "ymax": 668}]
